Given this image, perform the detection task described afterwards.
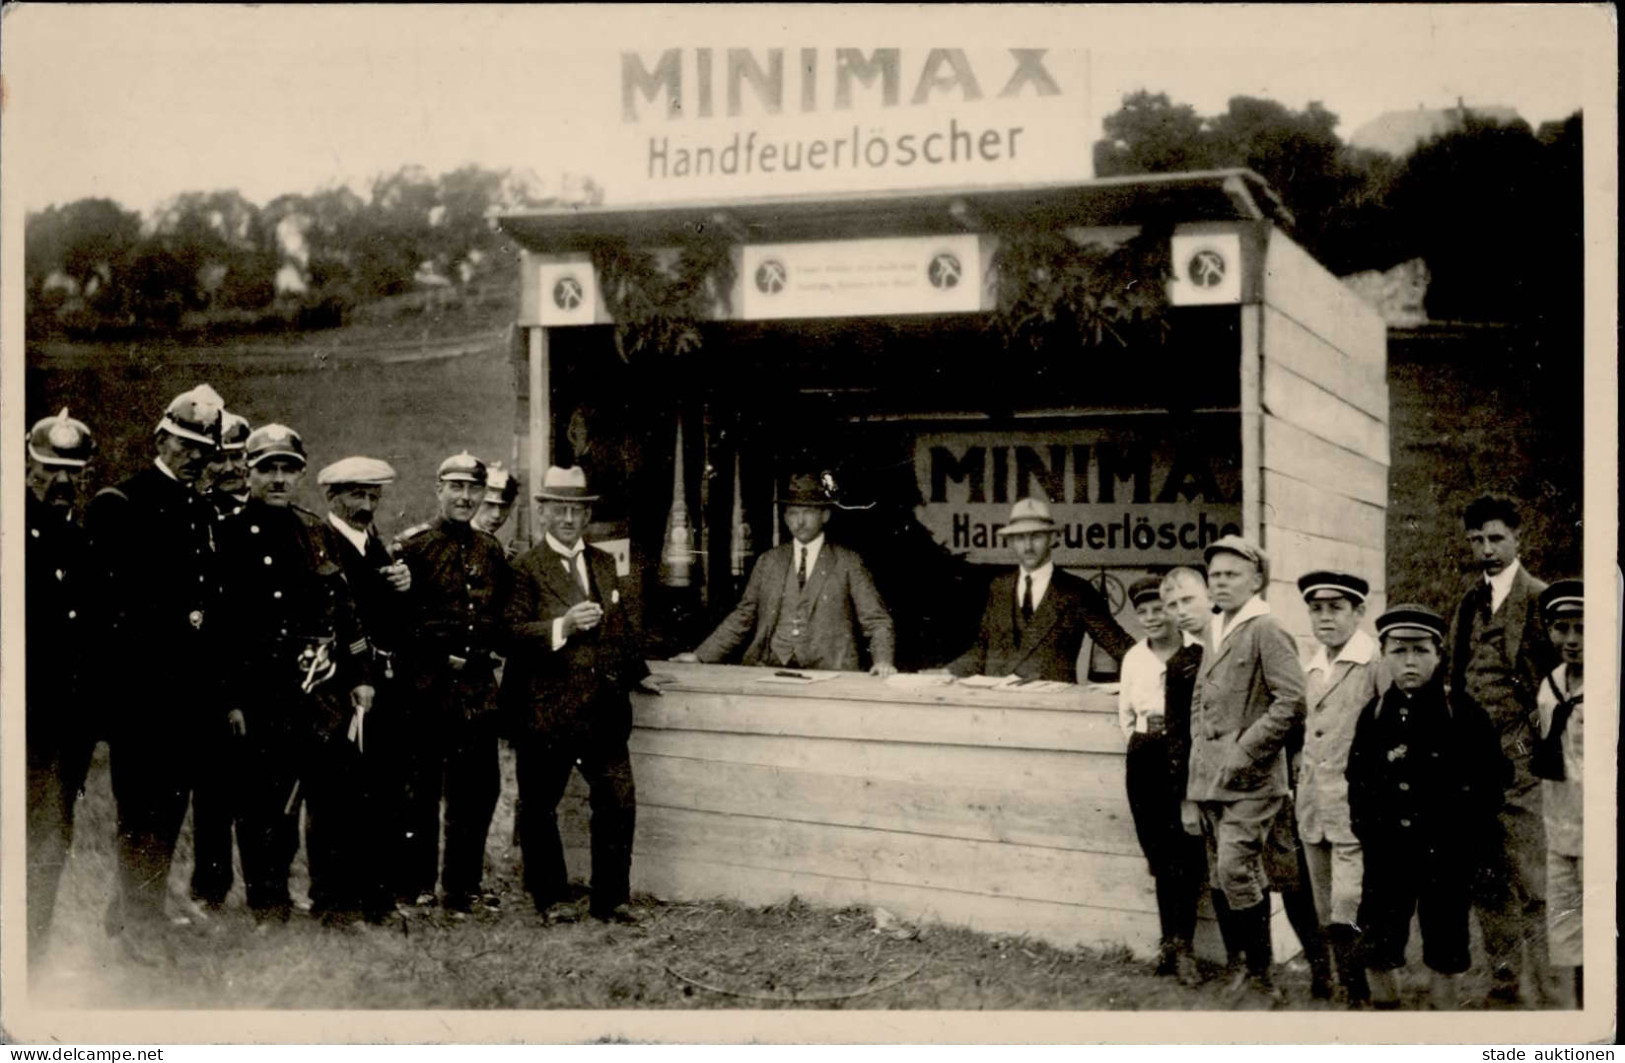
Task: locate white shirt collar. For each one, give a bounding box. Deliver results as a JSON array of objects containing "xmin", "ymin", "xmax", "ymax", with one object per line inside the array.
[
  {"xmin": 327, "ymin": 511, "xmax": 371, "ymax": 555},
  {"xmin": 1015, "ymin": 560, "xmax": 1056, "ymax": 610},
  {"xmin": 794, "ymin": 534, "xmax": 825, "ymax": 571},
  {"xmin": 153, "ymin": 457, "xmax": 181, "ymax": 482},
  {"xmin": 1212, "ymin": 594, "xmax": 1271, "ymax": 647},
  {"xmin": 1485, "ymin": 558, "xmax": 1522, "ymax": 612},
  {"xmin": 546, "ymin": 531, "xmax": 585, "ymax": 558},
  {"xmin": 1307, "ymin": 627, "xmax": 1378, "ymax": 672}
]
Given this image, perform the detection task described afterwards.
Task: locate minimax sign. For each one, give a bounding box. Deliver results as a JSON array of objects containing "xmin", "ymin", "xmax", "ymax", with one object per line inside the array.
[
  {"xmin": 607, "ymin": 47, "xmax": 1091, "ymax": 202},
  {"xmin": 915, "ymin": 425, "xmax": 1244, "ymax": 567}
]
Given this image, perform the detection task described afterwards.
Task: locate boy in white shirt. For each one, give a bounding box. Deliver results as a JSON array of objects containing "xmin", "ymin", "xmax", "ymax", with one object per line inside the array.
[{"xmin": 1531, "ymin": 579, "xmax": 1583, "ymax": 1008}]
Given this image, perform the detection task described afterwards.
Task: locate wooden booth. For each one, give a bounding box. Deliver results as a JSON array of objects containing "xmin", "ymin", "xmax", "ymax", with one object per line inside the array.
[{"xmin": 494, "ymin": 169, "xmax": 1388, "ymax": 959}]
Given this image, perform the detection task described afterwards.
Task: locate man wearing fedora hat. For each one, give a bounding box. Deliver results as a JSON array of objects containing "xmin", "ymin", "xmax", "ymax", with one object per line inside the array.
[
  {"xmin": 945, "ymin": 496, "xmax": 1132, "ymax": 684},
  {"xmin": 503, "ymin": 466, "xmax": 662, "ymax": 924},
  {"xmin": 676, "ymin": 472, "xmax": 896, "ymax": 676},
  {"xmin": 86, "ymin": 384, "xmax": 227, "ymax": 955},
  {"xmin": 24, "ymin": 408, "xmax": 99, "ymax": 965},
  {"xmin": 393, "ymin": 452, "xmax": 514, "ymax": 915}
]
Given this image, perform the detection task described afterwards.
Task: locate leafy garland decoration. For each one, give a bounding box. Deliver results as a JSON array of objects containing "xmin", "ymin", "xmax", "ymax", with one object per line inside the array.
[
  {"xmin": 590, "ymin": 229, "xmax": 737, "ymax": 362},
  {"xmin": 988, "ymin": 221, "xmax": 1175, "ymax": 352}
]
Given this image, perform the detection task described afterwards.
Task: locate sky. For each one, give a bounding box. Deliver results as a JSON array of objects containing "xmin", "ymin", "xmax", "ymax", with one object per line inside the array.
[{"xmin": 0, "ymin": 4, "xmax": 1609, "ymax": 216}]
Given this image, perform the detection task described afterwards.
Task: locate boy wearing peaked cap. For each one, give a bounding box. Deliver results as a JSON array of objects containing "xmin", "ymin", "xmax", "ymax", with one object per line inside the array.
[
  {"xmin": 86, "ymin": 384, "xmax": 226, "ymax": 959},
  {"xmin": 1346, "ymin": 604, "xmax": 1507, "ymax": 1010},
  {"xmin": 24, "ymin": 409, "xmax": 98, "ymax": 967},
  {"xmin": 1295, "ymin": 570, "xmax": 1382, "ymax": 1007},
  {"xmin": 1532, "ymin": 579, "xmax": 1584, "ymax": 1008},
  {"xmin": 1119, "ymin": 575, "xmax": 1206, "ymax": 984}
]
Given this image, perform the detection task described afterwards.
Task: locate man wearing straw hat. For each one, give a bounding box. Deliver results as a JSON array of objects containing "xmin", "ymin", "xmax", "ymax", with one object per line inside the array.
[
  {"xmin": 504, "ymin": 466, "xmax": 662, "ymax": 924},
  {"xmin": 946, "ymin": 496, "xmax": 1132, "ymax": 684},
  {"xmin": 676, "ymin": 471, "xmax": 897, "ymax": 676},
  {"xmin": 86, "ymin": 384, "xmax": 226, "ymax": 958}
]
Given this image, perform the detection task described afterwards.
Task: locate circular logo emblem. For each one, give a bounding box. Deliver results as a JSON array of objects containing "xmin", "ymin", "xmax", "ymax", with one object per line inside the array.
[
  {"xmin": 927, "ymin": 252, "xmax": 962, "ymax": 290},
  {"xmin": 754, "ymin": 259, "xmax": 787, "ymax": 295},
  {"xmin": 1188, "ymin": 249, "xmax": 1227, "ymax": 289},
  {"xmin": 552, "ymin": 275, "xmax": 584, "ymax": 311}
]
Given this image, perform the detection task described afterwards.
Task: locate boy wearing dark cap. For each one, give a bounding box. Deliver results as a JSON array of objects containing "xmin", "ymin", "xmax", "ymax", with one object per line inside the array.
[
  {"xmin": 1532, "ymin": 579, "xmax": 1583, "ymax": 1008},
  {"xmin": 1347, "ymin": 605, "xmax": 1507, "ymax": 1009},
  {"xmin": 1118, "ymin": 576, "xmax": 1205, "ymax": 983},
  {"xmin": 1295, "ymin": 570, "xmax": 1382, "ymax": 1007}
]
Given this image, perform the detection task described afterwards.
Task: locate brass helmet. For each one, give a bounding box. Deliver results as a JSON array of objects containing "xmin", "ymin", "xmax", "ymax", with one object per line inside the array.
[{"xmin": 27, "ymin": 408, "xmax": 96, "ymax": 467}]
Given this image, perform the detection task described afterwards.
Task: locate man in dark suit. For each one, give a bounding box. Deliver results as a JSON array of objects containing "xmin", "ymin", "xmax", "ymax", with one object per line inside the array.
[
  {"xmin": 24, "ymin": 408, "xmax": 98, "ymax": 970},
  {"xmin": 675, "ymin": 472, "xmax": 896, "ymax": 675},
  {"xmin": 1446, "ymin": 493, "xmax": 1556, "ymax": 1006},
  {"xmin": 503, "ymin": 466, "xmax": 661, "ymax": 924},
  {"xmin": 945, "ymin": 497, "xmax": 1132, "ymax": 683},
  {"xmin": 86, "ymin": 384, "xmax": 226, "ymax": 960}
]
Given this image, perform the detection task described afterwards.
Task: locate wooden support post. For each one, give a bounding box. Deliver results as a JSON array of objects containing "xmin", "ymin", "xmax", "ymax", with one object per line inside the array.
[{"xmin": 528, "ymin": 326, "xmax": 552, "ymax": 543}]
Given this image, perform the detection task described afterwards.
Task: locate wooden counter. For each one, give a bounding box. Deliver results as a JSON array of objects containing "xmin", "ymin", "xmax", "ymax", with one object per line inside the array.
[{"xmin": 556, "ymin": 662, "xmax": 1295, "ymax": 961}]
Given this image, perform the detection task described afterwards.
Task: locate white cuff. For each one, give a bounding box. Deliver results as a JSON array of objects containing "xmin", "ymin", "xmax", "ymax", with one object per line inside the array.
[{"xmin": 551, "ymin": 617, "xmax": 567, "ymax": 651}]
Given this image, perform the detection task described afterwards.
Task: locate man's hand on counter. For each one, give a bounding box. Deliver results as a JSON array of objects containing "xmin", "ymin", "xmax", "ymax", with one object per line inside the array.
[
  {"xmin": 670, "ymin": 651, "xmax": 700, "ymax": 663},
  {"xmin": 637, "ymin": 674, "xmax": 672, "ymax": 696},
  {"xmin": 869, "ymin": 662, "xmax": 898, "ymax": 678}
]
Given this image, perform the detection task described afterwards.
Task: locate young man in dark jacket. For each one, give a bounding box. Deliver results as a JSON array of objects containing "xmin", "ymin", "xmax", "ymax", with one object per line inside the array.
[{"xmin": 1348, "ymin": 604, "xmax": 1507, "ymax": 1010}]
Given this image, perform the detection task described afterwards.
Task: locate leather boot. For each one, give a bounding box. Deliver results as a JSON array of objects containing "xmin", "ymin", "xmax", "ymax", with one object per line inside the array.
[{"xmin": 1327, "ymin": 923, "xmax": 1370, "ymax": 1007}]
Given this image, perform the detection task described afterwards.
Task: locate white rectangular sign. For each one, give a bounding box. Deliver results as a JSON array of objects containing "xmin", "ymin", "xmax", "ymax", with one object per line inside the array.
[
  {"xmin": 537, "ymin": 261, "xmax": 599, "ymax": 326},
  {"xmin": 741, "ymin": 235, "xmax": 981, "ymax": 320},
  {"xmin": 607, "ymin": 47, "xmax": 1091, "ymax": 204}
]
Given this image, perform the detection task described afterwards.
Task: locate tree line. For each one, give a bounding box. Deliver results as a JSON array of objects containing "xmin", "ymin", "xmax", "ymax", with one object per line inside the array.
[
  {"xmin": 24, "ymin": 166, "xmax": 601, "ymax": 338},
  {"xmin": 24, "ymin": 93, "xmax": 1583, "ymax": 339}
]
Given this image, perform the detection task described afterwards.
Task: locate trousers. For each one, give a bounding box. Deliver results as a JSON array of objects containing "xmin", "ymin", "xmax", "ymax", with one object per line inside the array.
[{"xmin": 515, "ymin": 735, "xmax": 636, "ymax": 914}]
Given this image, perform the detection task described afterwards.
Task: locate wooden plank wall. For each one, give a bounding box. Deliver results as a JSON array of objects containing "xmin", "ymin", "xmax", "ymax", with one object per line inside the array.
[
  {"xmin": 1258, "ymin": 231, "xmax": 1390, "ymax": 649},
  {"xmin": 552, "ymin": 681, "xmax": 1297, "ymax": 962}
]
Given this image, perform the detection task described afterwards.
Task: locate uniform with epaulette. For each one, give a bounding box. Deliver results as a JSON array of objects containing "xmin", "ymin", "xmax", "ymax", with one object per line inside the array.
[
  {"xmin": 189, "ymin": 408, "xmax": 254, "ymax": 911},
  {"xmin": 214, "ymin": 425, "xmax": 375, "ymax": 926},
  {"xmin": 392, "ymin": 452, "xmax": 512, "ymax": 913},
  {"xmin": 24, "ymin": 409, "xmax": 99, "ymax": 963}
]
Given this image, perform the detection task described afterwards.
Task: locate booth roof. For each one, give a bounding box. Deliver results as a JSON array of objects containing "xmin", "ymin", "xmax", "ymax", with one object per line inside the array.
[{"xmin": 494, "ymin": 169, "xmax": 1290, "ymax": 254}]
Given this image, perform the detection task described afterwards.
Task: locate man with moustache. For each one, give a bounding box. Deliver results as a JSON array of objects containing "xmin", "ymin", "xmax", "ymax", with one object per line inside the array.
[
  {"xmin": 1446, "ymin": 493, "xmax": 1555, "ymax": 1006},
  {"xmin": 503, "ymin": 466, "xmax": 663, "ymax": 924},
  {"xmin": 24, "ymin": 409, "xmax": 99, "ymax": 967},
  {"xmin": 214, "ymin": 425, "xmax": 376, "ymax": 929},
  {"xmin": 187, "ymin": 407, "xmax": 254, "ymax": 915},
  {"xmin": 946, "ymin": 497, "xmax": 1133, "ymax": 683},
  {"xmin": 676, "ymin": 472, "xmax": 896, "ymax": 676},
  {"xmin": 86, "ymin": 384, "xmax": 225, "ymax": 958},
  {"xmin": 197, "ymin": 411, "xmax": 252, "ymax": 519},
  {"xmin": 317, "ymin": 455, "xmax": 412, "ymax": 921},
  {"xmin": 394, "ymin": 452, "xmax": 512, "ymax": 915}
]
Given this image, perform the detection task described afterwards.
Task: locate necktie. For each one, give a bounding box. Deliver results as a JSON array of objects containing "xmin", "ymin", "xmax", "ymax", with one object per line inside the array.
[
  {"xmin": 1021, "ymin": 574, "xmax": 1034, "ymax": 622},
  {"xmin": 562, "ymin": 550, "xmax": 588, "ymax": 597},
  {"xmin": 1477, "ymin": 580, "xmax": 1494, "ymax": 623},
  {"xmin": 797, "ymin": 546, "xmax": 807, "ymax": 589}
]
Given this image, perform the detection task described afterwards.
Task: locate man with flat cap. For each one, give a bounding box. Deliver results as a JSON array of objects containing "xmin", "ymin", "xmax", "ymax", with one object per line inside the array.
[
  {"xmin": 1295, "ymin": 569, "xmax": 1383, "ymax": 1006},
  {"xmin": 946, "ymin": 497, "xmax": 1132, "ymax": 684},
  {"xmin": 393, "ymin": 452, "xmax": 513, "ymax": 914},
  {"xmin": 318, "ymin": 454, "xmax": 413, "ymax": 921},
  {"xmin": 1184, "ymin": 535, "xmax": 1307, "ymax": 1003},
  {"xmin": 676, "ymin": 472, "xmax": 896, "ymax": 676},
  {"xmin": 214, "ymin": 425, "xmax": 376, "ymax": 928},
  {"xmin": 24, "ymin": 409, "xmax": 99, "ymax": 966},
  {"xmin": 504, "ymin": 466, "xmax": 663, "ymax": 924},
  {"xmin": 86, "ymin": 384, "xmax": 225, "ymax": 955}
]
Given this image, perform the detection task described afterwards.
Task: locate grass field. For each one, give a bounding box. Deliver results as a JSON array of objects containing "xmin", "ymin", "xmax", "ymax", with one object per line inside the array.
[{"xmin": 20, "ymin": 301, "xmax": 1583, "ymax": 1016}]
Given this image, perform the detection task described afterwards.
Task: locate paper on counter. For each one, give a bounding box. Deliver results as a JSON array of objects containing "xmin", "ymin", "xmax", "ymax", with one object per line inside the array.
[
  {"xmin": 953, "ymin": 674, "xmax": 1009, "ymax": 688},
  {"xmin": 883, "ymin": 673, "xmax": 957, "ymax": 689}
]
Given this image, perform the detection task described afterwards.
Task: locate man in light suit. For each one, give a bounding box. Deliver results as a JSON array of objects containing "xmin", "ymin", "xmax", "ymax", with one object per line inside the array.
[
  {"xmin": 946, "ymin": 497, "xmax": 1133, "ymax": 683},
  {"xmin": 1446, "ymin": 493, "xmax": 1555, "ymax": 1006},
  {"xmin": 504, "ymin": 466, "xmax": 663, "ymax": 924},
  {"xmin": 676, "ymin": 472, "xmax": 896, "ymax": 676},
  {"xmin": 1185, "ymin": 535, "xmax": 1307, "ymax": 1004}
]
